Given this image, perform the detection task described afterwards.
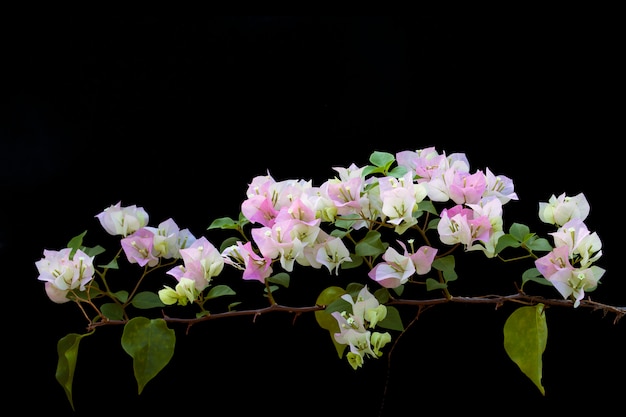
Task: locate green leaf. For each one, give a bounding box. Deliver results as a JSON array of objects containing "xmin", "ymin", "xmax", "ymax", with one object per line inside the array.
[
  {"xmin": 267, "ymin": 272, "xmax": 290, "ymax": 288},
  {"xmin": 56, "ymin": 331, "xmax": 94, "ymax": 411},
  {"xmin": 354, "ymin": 230, "xmax": 387, "ymax": 257},
  {"xmin": 495, "ymin": 234, "xmax": 521, "ymax": 254},
  {"xmin": 83, "ymin": 245, "xmax": 106, "ymax": 257},
  {"xmin": 416, "ymin": 200, "xmax": 438, "ymax": 216},
  {"xmin": 369, "ymin": 150, "xmax": 395, "ymax": 168},
  {"xmin": 315, "ymin": 286, "xmax": 348, "ymax": 358},
  {"xmin": 526, "ymin": 237, "xmax": 553, "ymax": 252},
  {"xmin": 121, "ymin": 317, "xmax": 176, "ymax": 395},
  {"xmin": 432, "ymin": 255, "xmax": 457, "ymax": 282},
  {"xmin": 334, "ymin": 213, "xmax": 361, "ymax": 230},
  {"xmin": 425, "ymin": 277, "xmax": 447, "ymax": 291},
  {"xmin": 113, "ymin": 290, "xmax": 129, "ymax": 303},
  {"xmin": 131, "ymin": 291, "xmax": 166, "ymax": 309},
  {"xmin": 101, "ymin": 302, "xmax": 124, "ymax": 321},
  {"xmin": 206, "ymin": 284, "xmax": 237, "ymax": 299},
  {"xmin": 503, "ymin": 304, "xmax": 547, "ymax": 395},
  {"xmin": 219, "ymin": 237, "xmax": 242, "ymax": 252},
  {"xmin": 387, "ymin": 165, "xmax": 408, "ymax": 178},
  {"xmin": 98, "ymin": 257, "xmax": 119, "ymax": 269},
  {"xmin": 378, "ymin": 306, "xmax": 404, "ymax": 331},
  {"xmin": 339, "ymin": 254, "xmax": 363, "ymax": 270},
  {"xmin": 67, "ymin": 231, "xmax": 88, "ymax": 257},
  {"xmin": 207, "ymin": 216, "xmax": 239, "ymax": 230},
  {"xmin": 509, "ymin": 223, "xmax": 531, "ymax": 241}
]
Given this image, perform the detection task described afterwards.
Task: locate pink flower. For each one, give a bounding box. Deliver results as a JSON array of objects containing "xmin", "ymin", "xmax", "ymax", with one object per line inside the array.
[
  {"xmin": 167, "ymin": 237, "xmax": 224, "ymax": 291},
  {"xmin": 121, "ymin": 228, "xmax": 159, "ymax": 267},
  {"xmin": 535, "ymin": 246, "xmax": 572, "ymax": 279},
  {"xmin": 222, "ymin": 241, "xmax": 273, "ymax": 283}
]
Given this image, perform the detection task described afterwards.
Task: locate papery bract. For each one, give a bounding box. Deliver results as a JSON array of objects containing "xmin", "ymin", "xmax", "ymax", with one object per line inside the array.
[
  {"xmin": 36, "ymin": 248, "xmax": 95, "ymax": 303},
  {"xmin": 144, "ymin": 218, "xmax": 197, "ymax": 259},
  {"xmin": 315, "ymin": 236, "xmax": 352, "ymax": 275},
  {"xmin": 96, "ymin": 201, "xmax": 149, "ymax": 237},
  {"xmin": 538, "ymin": 192, "xmax": 590, "ymax": 227},
  {"xmin": 483, "ymin": 168, "xmax": 518, "ymax": 204},
  {"xmin": 550, "ymin": 219, "xmax": 603, "ymax": 268},
  {"xmin": 222, "ymin": 241, "xmax": 273, "ymax": 283},
  {"xmin": 547, "ymin": 266, "xmax": 604, "ymax": 307},
  {"xmin": 535, "ymin": 246, "xmax": 572, "ymax": 279},
  {"xmin": 448, "ymin": 170, "xmax": 487, "ymax": 205},
  {"xmin": 167, "ymin": 237, "xmax": 224, "ymax": 291},
  {"xmin": 121, "ymin": 228, "xmax": 159, "ymax": 267},
  {"xmin": 437, "ymin": 205, "xmax": 492, "ymax": 249}
]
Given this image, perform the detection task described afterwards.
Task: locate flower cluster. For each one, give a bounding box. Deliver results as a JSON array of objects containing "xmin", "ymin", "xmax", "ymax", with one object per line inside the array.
[
  {"xmin": 35, "ymin": 147, "xmax": 610, "ymax": 410},
  {"xmin": 534, "ymin": 193, "xmax": 604, "ymax": 307}
]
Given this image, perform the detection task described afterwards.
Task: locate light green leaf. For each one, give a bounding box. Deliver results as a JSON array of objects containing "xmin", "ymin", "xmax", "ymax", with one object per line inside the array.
[
  {"xmin": 56, "ymin": 331, "xmax": 94, "ymax": 411},
  {"xmin": 503, "ymin": 304, "xmax": 547, "ymax": 395},
  {"xmin": 369, "ymin": 150, "xmax": 395, "ymax": 168},
  {"xmin": 121, "ymin": 317, "xmax": 176, "ymax": 395}
]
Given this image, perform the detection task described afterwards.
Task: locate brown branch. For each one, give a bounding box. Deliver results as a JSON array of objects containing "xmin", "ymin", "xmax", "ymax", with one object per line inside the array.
[{"xmin": 84, "ymin": 293, "xmax": 625, "ymax": 333}]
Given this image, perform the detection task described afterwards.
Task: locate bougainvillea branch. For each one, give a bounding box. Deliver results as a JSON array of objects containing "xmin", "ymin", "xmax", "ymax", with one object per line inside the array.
[{"xmin": 35, "ymin": 147, "xmax": 612, "ymax": 411}]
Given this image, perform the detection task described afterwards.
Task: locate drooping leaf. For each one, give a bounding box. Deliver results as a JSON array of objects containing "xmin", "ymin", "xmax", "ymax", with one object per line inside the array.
[
  {"xmin": 121, "ymin": 317, "xmax": 176, "ymax": 395},
  {"xmin": 503, "ymin": 304, "xmax": 547, "ymax": 395},
  {"xmin": 56, "ymin": 331, "xmax": 94, "ymax": 411}
]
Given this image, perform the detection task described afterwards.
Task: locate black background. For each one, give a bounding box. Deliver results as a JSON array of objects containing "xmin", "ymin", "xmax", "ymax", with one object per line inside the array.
[{"xmin": 1, "ymin": 14, "xmax": 620, "ymax": 415}]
